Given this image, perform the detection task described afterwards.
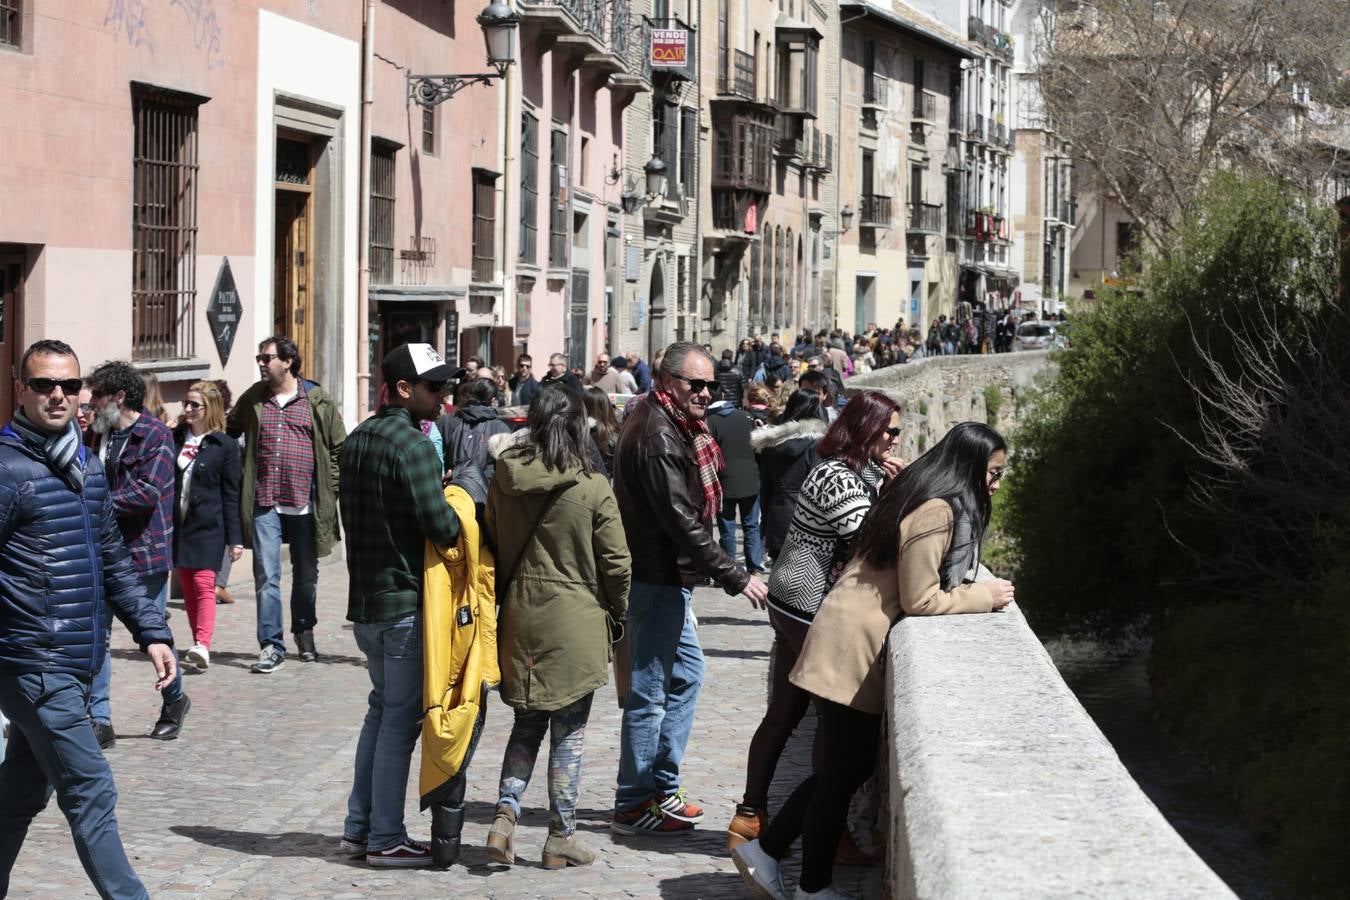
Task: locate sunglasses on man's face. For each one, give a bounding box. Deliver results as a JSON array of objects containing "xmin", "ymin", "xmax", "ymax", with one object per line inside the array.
[
  {"xmin": 24, "ymin": 377, "xmax": 83, "ymax": 396},
  {"xmin": 675, "ymin": 376, "xmax": 716, "ymax": 395},
  {"xmin": 416, "ymin": 379, "xmax": 449, "ymax": 394},
  {"xmin": 256, "ymin": 353, "xmax": 277, "ymax": 365}
]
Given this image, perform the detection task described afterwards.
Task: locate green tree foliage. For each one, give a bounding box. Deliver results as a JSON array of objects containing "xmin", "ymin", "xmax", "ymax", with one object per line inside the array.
[
  {"xmin": 1003, "ymin": 175, "xmax": 1337, "ymax": 634},
  {"xmin": 1002, "ymin": 174, "xmax": 1346, "ymax": 893}
]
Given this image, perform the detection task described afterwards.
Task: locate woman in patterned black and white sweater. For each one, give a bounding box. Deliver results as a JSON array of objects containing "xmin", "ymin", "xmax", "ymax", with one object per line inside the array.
[{"xmin": 727, "ymin": 391, "xmax": 903, "ymax": 853}]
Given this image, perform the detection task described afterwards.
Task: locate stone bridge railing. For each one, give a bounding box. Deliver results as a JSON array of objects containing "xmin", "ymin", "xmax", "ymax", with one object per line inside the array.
[
  {"xmin": 883, "ymin": 605, "xmax": 1235, "ymax": 898},
  {"xmin": 843, "ymin": 351, "xmax": 1054, "ymax": 459}
]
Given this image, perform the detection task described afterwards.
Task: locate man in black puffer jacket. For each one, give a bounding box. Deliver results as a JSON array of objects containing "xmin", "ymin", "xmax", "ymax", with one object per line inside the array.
[{"xmin": 0, "ymin": 339, "xmax": 176, "ymax": 899}]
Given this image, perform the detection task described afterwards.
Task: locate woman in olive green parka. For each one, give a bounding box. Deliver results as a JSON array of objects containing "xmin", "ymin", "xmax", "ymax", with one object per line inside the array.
[{"xmin": 483, "ymin": 384, "xmax": 631, "ymax": 869}]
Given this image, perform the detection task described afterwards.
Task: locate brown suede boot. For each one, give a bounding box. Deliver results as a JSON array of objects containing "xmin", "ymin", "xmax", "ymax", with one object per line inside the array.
[
  {"xmin": 726, "ymin": 804, "xmax": 768, "ymax": 852},
  {"xmin": 541, "ymin": 831, "xmax": 595, "ymax": 869},
  {"xmin": 485, "ymin": 804, "xmax": 517, "ymax": 866},
  {"xmin": 835, "ymin": 827, "xmax": 881, "ymax": 866}
]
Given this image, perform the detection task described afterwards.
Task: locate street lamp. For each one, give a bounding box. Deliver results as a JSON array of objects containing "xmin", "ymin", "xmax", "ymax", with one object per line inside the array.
[
  {"xmin": 621, "ymin": 155, "xmax": 669, "ymax": 213},
  {"xmin": 643, "ymin": 156, "xmax": 668, "ymax": 198},
  {"xmin": 408, "ymin": 1, "xmax": 521, "ymax": 108},
  {"xmin": 840, "ymin": 205, "xmax": 855, "ymax": 233}
]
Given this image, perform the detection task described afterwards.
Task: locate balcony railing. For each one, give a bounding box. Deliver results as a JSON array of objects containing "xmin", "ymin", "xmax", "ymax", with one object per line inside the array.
[
  {"xmin": 972, "ymin": 112, "xmax": 987, "ymax": 143},
  {"xmin": 908, "ymin": 201, "xmax": 943, "ymax": 234},
  {"xmin": 860, "ymin": 194, "xmax": 893, "ymax": 226},
  {"xmin": 864, "ymin": 76, "xmax": 889, "ymax": 106},
  {"xmin": 946, "ymin": 201, "xmax": 965, "ymax": 236},
  {"xmin": 967, "ymin": 15, "xmax": 1014, "ymax": 62},
  {"xmin": 775, "ymin": 113, "xmax": 804, "ymax": 158},
  {"xmin": 717, "ymin": 47, "xmax": 757, "ymax": 100},
  {"xmin": 521, "ymin": 0, "xmax": 638, "ymax": 61},
  {"xmin": 913, "ymin": 90, "xmax": 937, "ymax": 122}
]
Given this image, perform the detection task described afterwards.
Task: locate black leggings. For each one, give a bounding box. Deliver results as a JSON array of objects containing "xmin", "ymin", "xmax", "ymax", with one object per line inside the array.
[
  {"xmin": 758, "ymin": 699, "xmax": 881, "ymax": 893},
  {"xmin": 742, "ymin": 607, "xmax": 822, "ymax": 809}
]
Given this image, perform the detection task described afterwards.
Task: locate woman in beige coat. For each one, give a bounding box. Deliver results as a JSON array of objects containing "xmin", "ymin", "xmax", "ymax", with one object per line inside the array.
[{"xmin": 732, "ymin": 422, "xmax": 1016, "ymax": 900}]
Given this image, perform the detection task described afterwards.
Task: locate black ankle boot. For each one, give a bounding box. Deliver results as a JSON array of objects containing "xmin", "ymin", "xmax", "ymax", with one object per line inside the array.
[{"xmin": 430, "ymin": 802, "xmax": 465, "ymax": 868}]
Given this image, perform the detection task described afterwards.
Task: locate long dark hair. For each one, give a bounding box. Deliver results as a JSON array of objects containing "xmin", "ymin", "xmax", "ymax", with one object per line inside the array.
[
  {"xmin": 816, "ymin": 390, "xmax": 899, "ymax": 472},
  {"xmin": 524, "ymin": 383, "xmax": 595, "ymax": 474},
  {"xmin": 854, "ymin": 422, "xmax": 1006, "ymax": 570},
  {"xmin": 583, "ymin": 386, "xmax": 619, "ymax": 449},
  {"xmin": 777, "ymin": 388, "xmax": 828, "ymax": 425}
]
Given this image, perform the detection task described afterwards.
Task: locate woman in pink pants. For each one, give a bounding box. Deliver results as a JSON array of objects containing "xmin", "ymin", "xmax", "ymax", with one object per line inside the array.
[{"xmin": 172, "ymin": 381, "xmax": 243, "ymax": 670}]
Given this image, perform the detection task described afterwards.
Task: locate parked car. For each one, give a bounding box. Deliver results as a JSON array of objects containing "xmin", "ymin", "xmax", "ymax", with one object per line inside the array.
[{"xmin": 1012, "ymin": 321, "xmax": 1060, "ymax": 352}]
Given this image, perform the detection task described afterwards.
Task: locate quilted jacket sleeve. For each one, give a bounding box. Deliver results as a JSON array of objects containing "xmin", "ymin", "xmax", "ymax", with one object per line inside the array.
[{"xmin": 100, "ymin": 489, "xmax": 173, "ymax": 650}]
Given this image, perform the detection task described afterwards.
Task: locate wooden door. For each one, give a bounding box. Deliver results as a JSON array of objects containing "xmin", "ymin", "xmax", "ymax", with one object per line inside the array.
[
  {"xmin": 273, "ymin": 193, "xmax": 313, "ymax": 365},
  {"xmin": 0, "ymin": 253, "xmax": 23, "ymax": 423}
]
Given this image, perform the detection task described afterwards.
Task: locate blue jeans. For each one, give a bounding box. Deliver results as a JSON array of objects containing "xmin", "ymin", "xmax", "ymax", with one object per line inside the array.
[
  {"xmin": 718, "ymin": 494, "xmax": 764, "ymax": 574},
  {"xmin": 615, "ymin": 582, "xmax": 703, "ymax": 812},
  {"xmin": 0, "ymin": 672, "xmax": 149, "ymax": 899},
  {"xmin": 345, "ymin": 615, "xmax": 423, "ymax": 852},
  {"xmin": 90, "ymin": 572, "xmax": 181, "ymax": 725},
  {"xmin": 251, "ymin": 507, "xmax": 319, "ymax": 653}
]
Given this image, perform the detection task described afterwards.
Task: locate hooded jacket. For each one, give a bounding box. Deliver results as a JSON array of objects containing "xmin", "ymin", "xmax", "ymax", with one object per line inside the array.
[
  {"xmin": 487, "ymin": 445, "xmax": 630, "ymax": 711},
  {"xmin": 0, "ymin": 427, "xmax": 173, "ymax": 676},
  {"xmin": 420, "ymin": 485, "xmax": 498, "ymax": 806},
  {"xmin": 751, "ymin": 418, "xmax": 827, "ymax": 558}
]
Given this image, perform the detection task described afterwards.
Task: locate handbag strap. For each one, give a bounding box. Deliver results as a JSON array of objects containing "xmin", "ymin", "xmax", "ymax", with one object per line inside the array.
[{"xmin": 495, "ymin": 486, "xmax": 564, "ymax": 603}]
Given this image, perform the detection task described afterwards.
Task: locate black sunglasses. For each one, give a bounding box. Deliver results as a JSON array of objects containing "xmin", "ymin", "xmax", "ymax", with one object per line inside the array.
[
  {"xmin": 256, "ymin": 353, "xmax": 277, "ymax": 364},
  {"xmin": 675, "ymin": 375, "xmax": 716, "ymax": 394},
  {"xmin": 416, "ymin": 379, "xmax": 449, "ymax": 393},
  {"xmin": 989, "ymin": 466, "xmax": 1006, "ymax": 484},
  {"xmin": 25, "ymin": 377, "xmax": 83, "ymax": 395},
  {"xmin": 884, "ymin": 426, "xmax": 901, "ymax": 437},
  {"xmin": 184, "ymin": 400, "xmax": 205, "ymax": 411}
]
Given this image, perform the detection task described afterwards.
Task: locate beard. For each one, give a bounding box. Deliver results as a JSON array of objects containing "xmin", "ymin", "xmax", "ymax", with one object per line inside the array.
[{"xmin": 90, "ymin": 402, "xmax": 121, "ymax": 436}]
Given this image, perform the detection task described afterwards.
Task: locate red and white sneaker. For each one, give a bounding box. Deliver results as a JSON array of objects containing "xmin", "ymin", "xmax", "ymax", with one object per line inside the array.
[
  {"xmin": 659, "ymin": 788, "xmax": 705, "ymax": 823},
  {"xmin": 367, "ymin": 837, "xmax": 433, "ymax": 868},
  {"xmin": 611, "ymin": 797, "xmax": 696, "ymax": 836}
]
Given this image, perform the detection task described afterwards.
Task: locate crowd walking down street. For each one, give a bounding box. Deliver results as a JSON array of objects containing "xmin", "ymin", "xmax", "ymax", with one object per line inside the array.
[{"xmin": 0, "ymin": 334, "xmax": 1015, "ymax": 899}]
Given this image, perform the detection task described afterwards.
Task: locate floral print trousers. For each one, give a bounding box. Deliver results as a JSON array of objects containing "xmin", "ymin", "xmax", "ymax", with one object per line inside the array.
[{"xmin": 495, "ymin": 692, "xmax": 595, "ymax": 835}]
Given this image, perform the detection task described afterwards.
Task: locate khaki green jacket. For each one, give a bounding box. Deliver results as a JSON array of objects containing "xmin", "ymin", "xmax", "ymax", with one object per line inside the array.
[
  {"xmin": 226, "ymin": 379, "xmax": 346, "ymax": 557},
  {"xmin": 486, "ymin": 447, "xmax": 631, "ymax": 712}
]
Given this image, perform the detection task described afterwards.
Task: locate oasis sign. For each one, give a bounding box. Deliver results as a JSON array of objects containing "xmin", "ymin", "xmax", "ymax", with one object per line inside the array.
[{"xmin": 651, "ymin": 29, "xmax": 688, "ymax": 68}]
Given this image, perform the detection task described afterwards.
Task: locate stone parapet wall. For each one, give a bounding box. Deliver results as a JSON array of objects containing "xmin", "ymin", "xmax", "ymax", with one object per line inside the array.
[
  {"xmin": 844, "ymin": 352, "xmax": 1055, "ymax": 458},
  {"xmin": 884, "ymin": 606, "xmax": 1235, "ymax": 899}
]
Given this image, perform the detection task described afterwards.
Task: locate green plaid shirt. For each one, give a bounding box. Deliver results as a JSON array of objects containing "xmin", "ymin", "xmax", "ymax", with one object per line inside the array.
[{"xmin": 340, "ymin": 405, "xmax": 461, "ymax": 624}]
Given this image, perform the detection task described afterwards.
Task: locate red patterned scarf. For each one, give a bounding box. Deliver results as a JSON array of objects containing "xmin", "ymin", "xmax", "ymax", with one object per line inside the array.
[{"xmin": 651, "ymin": 388, "xmax": 724, "ymax": 524}]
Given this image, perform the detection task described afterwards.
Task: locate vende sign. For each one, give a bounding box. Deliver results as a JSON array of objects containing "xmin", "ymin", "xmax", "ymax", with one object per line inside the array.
[{"xmin": 651, "ymin": 29, "xmax": 688, "ymax": 67}]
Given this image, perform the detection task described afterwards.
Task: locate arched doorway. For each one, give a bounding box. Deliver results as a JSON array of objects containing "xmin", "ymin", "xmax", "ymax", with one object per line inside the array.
[{"xmin": 647, "ymin": 259, "xmax": 667, "ymax": 355}]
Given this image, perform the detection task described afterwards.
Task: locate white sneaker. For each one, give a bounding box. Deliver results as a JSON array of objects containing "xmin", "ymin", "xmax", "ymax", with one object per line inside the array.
[
  {"xmin": 731, "ymin": 839, "xmax": 787, "ymax": 900},
  {"xmin": 185, "ymin": 644, "xmax": 210, "ymax": 670},
  {"xmin": 793, "ymin": 886, "xmax": 856, "ymax": 899}
]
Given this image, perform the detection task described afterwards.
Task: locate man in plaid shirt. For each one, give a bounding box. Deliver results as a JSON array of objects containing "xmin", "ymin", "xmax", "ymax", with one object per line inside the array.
[
  {"xmin": 338, "ymin": 343, "xmax": 464, "ymax": 869},
  {"xmin": 228, "ymin": 336, "xmax": 346, "ymax": 674},
  {"xmin": 85, "ymin": 360, "xmax": 191, "ymax": 744}
]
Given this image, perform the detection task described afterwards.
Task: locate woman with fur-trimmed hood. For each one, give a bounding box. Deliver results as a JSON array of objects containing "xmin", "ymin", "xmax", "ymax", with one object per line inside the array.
[{"xmin": 751, "ymin": 390, "xmax": 830, "ymax": 562}]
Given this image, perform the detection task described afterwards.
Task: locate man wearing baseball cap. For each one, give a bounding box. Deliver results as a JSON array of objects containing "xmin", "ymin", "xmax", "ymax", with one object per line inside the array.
[{"xmin": 338, "ymin": 342, "xmax": 466, "ymax": 868}]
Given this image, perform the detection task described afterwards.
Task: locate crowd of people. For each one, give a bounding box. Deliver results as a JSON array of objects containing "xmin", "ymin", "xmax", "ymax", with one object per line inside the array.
[{"xmin": 0, "ymin": 329, "xmax": 1016, "ymax": 899}]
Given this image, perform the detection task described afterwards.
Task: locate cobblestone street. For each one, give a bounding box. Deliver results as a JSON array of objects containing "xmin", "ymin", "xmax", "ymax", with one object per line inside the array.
[{"xmin": 8, "ymin": 561, "xmax": 883, "ymax": 899}]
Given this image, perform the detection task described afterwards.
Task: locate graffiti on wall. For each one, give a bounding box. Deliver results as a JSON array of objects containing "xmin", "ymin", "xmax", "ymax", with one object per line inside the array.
[
  {"xmin": 103, "ymin": 0, "xmax": 225, "ymax": 71},
  {"xmin": 104, "ymin": 0, "xmax": 154, "ymax": 52},
  {"xmin": 170, "ymin": 0, "xmax": 224, "ymax": 70}
]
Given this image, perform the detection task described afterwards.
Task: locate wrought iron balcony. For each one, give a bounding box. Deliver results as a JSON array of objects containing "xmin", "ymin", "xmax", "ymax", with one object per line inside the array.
[
  {"xmin": 860, "ymin": 194, "xmax": 893, "ymax": 227},
  {"xmin": 908, "ymin": 202, "xmax": 943, "ymax": 234}
]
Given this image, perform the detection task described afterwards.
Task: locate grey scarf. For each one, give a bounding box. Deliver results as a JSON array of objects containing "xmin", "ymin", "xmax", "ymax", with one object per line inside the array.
[
  {"xmin": 939, "ymin": 507, "xmax": 979, "ymax": 591},
  {"xmin": 11, "ymin": 408, "xmax": 85, "ymax": 492}
]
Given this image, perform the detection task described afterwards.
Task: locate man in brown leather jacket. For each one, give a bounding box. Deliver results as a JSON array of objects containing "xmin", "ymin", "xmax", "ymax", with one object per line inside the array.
[{"xmin": 609, "ymin": 342, "xmax": 769, "ymax": 836}]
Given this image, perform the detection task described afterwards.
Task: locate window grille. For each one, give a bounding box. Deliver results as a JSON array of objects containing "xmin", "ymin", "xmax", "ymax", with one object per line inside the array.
[
  {"xmin": 369, "ymin": 143, "xmax": 396, "ymax": 284},
  {"xmin": 0, "ymin": 0, "xmax": 19, "ymax": 48},
  {"xmin": 132, "ymin": 86, "xmax": 201, "ymax": 360},
  {"xmin": 549, "ymin": 129, "xmax": 568, "ymax": 267},
  {"xmin": 519, "ymin": 112, "xmax": 539, "ymax": 261},
  {"xmin": 472, "ymin": 171, "xmax": 497, "ymax": 283}
]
